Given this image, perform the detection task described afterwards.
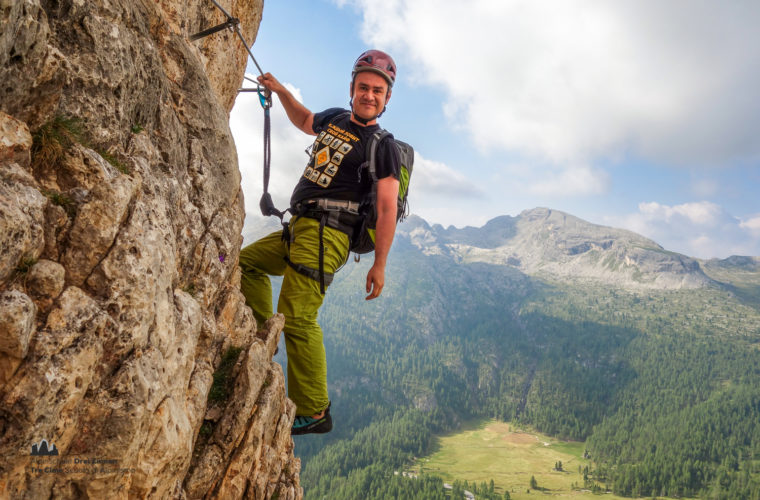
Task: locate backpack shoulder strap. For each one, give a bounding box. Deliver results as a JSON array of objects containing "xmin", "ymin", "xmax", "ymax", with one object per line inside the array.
[{"xmin": 366, "ymin": 129, "xmax": 392, "ymax": 183}]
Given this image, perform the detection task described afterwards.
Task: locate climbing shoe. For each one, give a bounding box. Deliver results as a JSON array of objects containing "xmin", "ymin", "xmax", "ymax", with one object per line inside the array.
[{"xmin": 291, "ymin": 403, "xmax": 332, "ymax": 435}]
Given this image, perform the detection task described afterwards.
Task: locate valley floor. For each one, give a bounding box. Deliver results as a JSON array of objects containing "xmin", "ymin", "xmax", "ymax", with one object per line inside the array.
[{"xmin": 406, "ymin": 419, "xmax": 685, "ymax": 500}]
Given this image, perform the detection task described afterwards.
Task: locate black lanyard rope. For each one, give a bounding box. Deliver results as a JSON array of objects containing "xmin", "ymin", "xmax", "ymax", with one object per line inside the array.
[{"xmin": 191, "ymin": 1, "xmax": 284, "ymax": 220}]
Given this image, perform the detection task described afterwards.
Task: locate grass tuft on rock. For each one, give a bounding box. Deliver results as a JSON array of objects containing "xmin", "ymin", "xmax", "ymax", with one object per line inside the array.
[
  {"xmin": 32, "ymin": 115, "xmax": 85, "ymax": 169},
  {"xmin": 42, "ymin": 189, "xmax": 77, "ymax": 218},
  {"xmin": 208, "ymin": 346, "xmax": 244, "ymax": 404},
  {"xmin": 97, "ymin": 148, "xmax": 131, "ymax": 174},
  {"xmin": 32, "ymin": 115, "xmax": 131, "ymax": 175}
]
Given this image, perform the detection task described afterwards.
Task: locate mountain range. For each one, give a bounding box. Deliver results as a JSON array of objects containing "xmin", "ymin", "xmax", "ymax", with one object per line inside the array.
[
  {"xmin": 247, "ymin": 206, "xmax": 758, "ymax": 295},
  {"xmin": 397, "ymin": 207, "xmax": 760, "ymax": 292},
  {"xmin": 280, "ymin": 206, "xmax": 760, "ymax": 499}
]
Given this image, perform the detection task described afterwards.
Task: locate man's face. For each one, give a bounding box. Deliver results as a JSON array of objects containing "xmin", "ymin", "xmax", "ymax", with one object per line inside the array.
[{"xmin": 350, "ymin": 71, "xmax": 391, "ymax": 121}]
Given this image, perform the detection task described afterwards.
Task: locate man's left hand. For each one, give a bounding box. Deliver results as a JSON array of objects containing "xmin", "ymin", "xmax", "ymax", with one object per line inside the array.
[{"xmin": 365, "ymin": 263, "xmax": 385, "ymax": 300}]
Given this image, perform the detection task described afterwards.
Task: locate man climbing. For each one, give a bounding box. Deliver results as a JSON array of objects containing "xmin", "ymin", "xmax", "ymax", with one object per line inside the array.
[{"xmin": 239, "ymin": 50, "xmax": 401, "ymax": 435}]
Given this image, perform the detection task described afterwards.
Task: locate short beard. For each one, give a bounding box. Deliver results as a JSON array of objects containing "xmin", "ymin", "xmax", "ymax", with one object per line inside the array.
[{"xmin": 348, "ymin": 98, "xmax": 386, "ymax": 125}]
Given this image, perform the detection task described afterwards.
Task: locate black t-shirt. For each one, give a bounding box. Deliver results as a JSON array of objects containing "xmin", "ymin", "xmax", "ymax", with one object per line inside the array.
[{"xmin": 290, "ymin": 108, "xmax": 400, "ymax": 206}]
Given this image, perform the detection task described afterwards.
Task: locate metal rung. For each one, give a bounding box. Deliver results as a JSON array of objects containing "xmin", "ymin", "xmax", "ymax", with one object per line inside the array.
[{"xmin": 190, "ymin": 18, "xmax": 239, "ymax": 41}]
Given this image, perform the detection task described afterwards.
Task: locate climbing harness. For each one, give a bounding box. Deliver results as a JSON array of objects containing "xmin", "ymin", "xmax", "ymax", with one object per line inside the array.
[{"xmin": 291, "ymin": 199, "xmax": 361, "ymax": 293}]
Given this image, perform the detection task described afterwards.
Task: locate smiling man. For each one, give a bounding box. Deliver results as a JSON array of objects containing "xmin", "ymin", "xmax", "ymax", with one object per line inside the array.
[{"xmin": 239, "ymin": 50, "xmax": 401, "ymax": 435}]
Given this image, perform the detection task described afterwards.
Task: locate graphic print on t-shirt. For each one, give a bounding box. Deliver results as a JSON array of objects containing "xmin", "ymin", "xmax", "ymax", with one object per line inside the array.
[
  {"xmin": 325, "ymin": 163, "xmax": 338, "ymax": 177},
  {"xmin": 315, "ymin": 146, "xmax": 331, "ymax": 168},
  {"xmin": 302, "ymin": 121, "xmax": 361, "ymax": 189},
  {"xmin": 317, "ymin": 173, "xmax": 332, "ymax": 187}
]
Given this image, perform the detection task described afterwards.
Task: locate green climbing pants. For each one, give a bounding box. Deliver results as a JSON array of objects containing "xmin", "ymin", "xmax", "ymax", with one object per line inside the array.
[{"xmin": 239, "ymin": 216, "xmax": 349, "ymax": 417}]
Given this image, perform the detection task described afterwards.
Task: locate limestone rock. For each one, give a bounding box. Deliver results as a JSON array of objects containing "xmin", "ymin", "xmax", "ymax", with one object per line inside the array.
[
  {"xmin": 0, "ymin": 135, "xmax": 47, "ymax": 283},
  {"xmin": 25, "ymin": 259, "xmax": 66, "ymax": 302},
  {"xmin": 0, "ymin": 290, "xmax": 36, "ymax": 358},
  {"xmin": 0, "ymin": 0, "xmax": 66, "ymax": 129},
  {"xmin": 37, "ymin": 143, "xmax": 123, "ymax": 193},
  {"xmin": 0, "ymin": 112, "xmax": 33, "ymax": 166},
  {"xmin": 61, "ymin": 172, "xmax": 139, "ymax": 286},
  {"xmin": 184, "ymin": 315, "xmax": 300, "ymax": 500},
  {"xmin": 0, "ymin": 1, "xmax": 300, "ymax": 498},
  {"xmin": 42, "ymin": 202, "xmax": 70, "ymax": 261},
  {"xmin": 0, "ymin": 352, "xmax": 23, "ymax": 388}
]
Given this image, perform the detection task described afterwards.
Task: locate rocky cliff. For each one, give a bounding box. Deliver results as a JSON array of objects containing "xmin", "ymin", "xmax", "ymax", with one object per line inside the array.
[{"xmin": 0, "ymin": 1, "xmax": 302, "ymax": 498}]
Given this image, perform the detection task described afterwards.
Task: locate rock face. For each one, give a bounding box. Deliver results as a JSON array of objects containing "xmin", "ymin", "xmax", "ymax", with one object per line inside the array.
[{"xmin": 0, "ymin": 1, "xmax": 302, "ymax": 499}]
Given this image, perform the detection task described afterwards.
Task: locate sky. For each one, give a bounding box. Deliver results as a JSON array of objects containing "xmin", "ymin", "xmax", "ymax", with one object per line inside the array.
[{"xmin": 230, "ymin": 0, "xmax": 760, "ymax": 259}]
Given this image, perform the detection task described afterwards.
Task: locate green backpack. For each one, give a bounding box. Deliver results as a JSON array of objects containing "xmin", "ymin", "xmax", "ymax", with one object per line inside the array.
[{"xmin": 352, "ymin": 130, "xmax": 414, "ymax": 255}]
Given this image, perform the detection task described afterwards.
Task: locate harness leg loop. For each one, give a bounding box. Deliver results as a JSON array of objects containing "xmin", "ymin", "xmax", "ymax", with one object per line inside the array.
[{"xmin": 318, "ymin": 215, "xmax": 327, "ymax": 294}]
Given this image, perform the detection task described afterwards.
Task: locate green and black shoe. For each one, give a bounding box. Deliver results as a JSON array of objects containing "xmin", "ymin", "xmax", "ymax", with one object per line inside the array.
[{"xmin": 291, "ymin": 403, "xmax": 332, "ymax": 435}]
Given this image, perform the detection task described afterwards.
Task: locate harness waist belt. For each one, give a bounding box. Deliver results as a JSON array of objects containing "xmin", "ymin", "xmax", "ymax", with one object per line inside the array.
[
  {"xmin": 294, "ymin": 199, "xmax": 362, "ymax": 238},
  {"xmin": 300, "ymin": 198, "xmax": 360, "ymax": 214}
]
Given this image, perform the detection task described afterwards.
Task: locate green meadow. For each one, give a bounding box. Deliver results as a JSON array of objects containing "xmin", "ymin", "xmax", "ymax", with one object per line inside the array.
[{"xmin": 407, "ymin": 419, "xmax": 644, "ymax": 500}]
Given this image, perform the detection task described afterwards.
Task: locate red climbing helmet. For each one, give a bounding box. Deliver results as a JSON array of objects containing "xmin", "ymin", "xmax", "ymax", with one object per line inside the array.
[{"xmin": 352, "ymin": 49, "xmax": 396, "ymax": 87}]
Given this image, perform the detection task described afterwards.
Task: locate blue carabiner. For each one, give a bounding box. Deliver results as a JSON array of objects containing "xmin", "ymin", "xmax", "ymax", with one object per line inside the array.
[{"xmin": 258, "ymin": 87, "xmax": 272, "ymax": 110}]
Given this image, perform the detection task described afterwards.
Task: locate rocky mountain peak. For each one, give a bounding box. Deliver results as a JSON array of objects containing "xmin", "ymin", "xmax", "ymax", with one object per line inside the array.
[
  {"xmin": 398, "ymin": 208, "xmax": 712, "ymax": 289},
  {"xmin": 1, "ymin": 1, "xmax": 301, "ymax": 498}
]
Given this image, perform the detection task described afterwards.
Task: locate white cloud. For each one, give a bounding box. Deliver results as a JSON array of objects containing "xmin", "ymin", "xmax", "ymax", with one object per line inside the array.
[
  {"xmin": 342, "ymin": 0, "xmax": 760, "ymax": 168},
  {"xmin": 638, "ymin": 201, "xmax": 722, "ymax": 226},
  {"xmin": 413, "ymin": 152, "xmax": 483, "ymax": 198},
  {"xmin": 527, "ymin": 164, "xmax": 609, "ymax": 197},
  {"xmin": 607, "ymin": 201, "xmax": 760, "ymax": 258},
  {"xmin": 400, "ymin": 152, "xmax": 492, "ymax": 229},
  {"xmin": 740, "ymin": 215, "xmax": 760, "ymax": 235}
]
